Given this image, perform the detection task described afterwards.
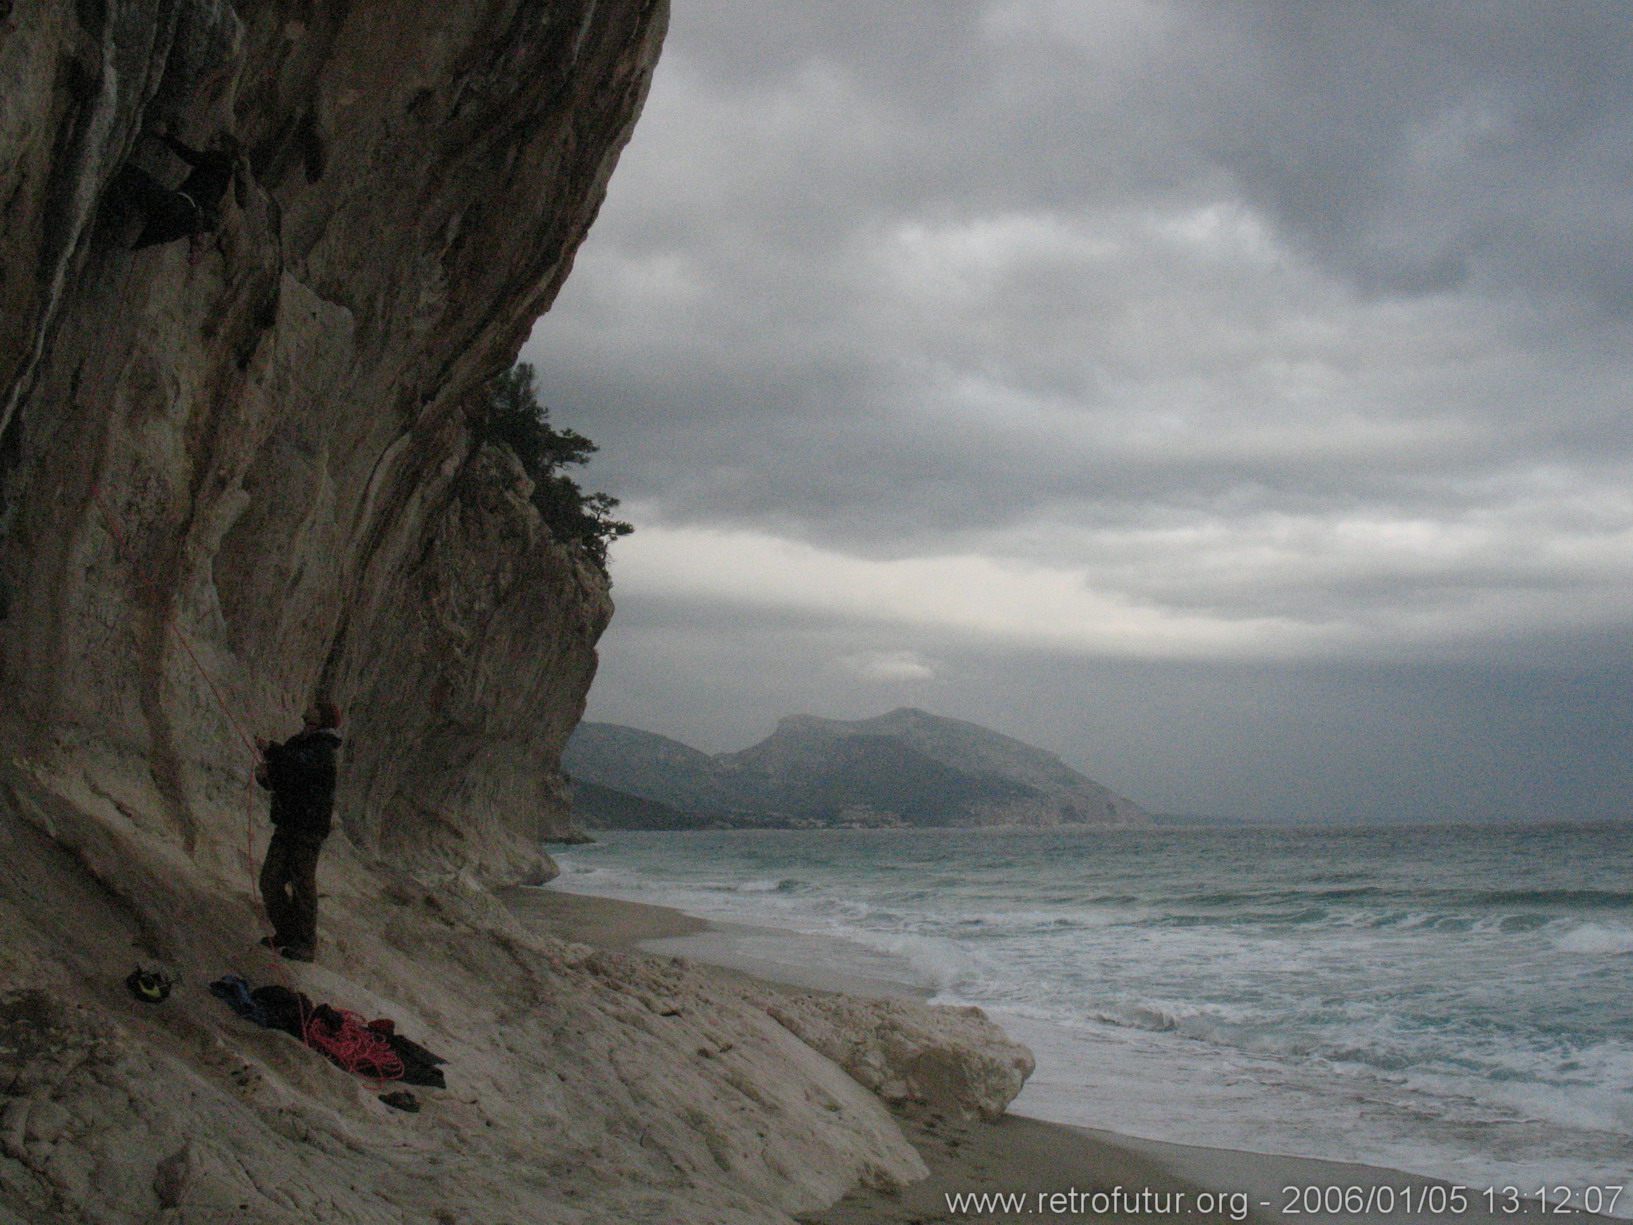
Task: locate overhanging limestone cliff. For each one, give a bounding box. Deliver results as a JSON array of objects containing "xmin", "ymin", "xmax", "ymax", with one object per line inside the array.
[
  {"xmin": 0, "ymin": 0, "xmax": 665, "ymax": 881},
  {"xmin": 0, "ymin": 12, "xmax": 1043, "ymax": 1223}
]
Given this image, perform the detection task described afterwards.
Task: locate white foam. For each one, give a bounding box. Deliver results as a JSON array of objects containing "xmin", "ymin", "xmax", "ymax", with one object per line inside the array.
[
  {"xmin": 549, "ymin": 830, "xmax": 1633, "ymax": 1215},
  {"xmin": 1003, "ymin": 1010, "xmax": 1633, "ymax": 1217},
  {"xmin": 1555, "ymin": 922, "xmax": 1633, "ymax": 955}
]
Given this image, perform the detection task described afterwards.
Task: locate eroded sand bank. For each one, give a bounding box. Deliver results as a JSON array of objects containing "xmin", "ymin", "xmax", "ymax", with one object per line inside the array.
[{"xmin": 509, "ymin": 886, "xmax": 1618, "ymax": 1225}]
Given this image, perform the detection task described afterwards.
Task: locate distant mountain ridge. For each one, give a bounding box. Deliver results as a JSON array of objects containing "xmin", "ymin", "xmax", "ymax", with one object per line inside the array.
[{"xmin": 563, "ymin": 708, "xmax": 1152, "ymax": 830}]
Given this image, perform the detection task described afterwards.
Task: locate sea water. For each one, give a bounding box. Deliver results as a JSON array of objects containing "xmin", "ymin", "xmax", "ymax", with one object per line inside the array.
[{"xmin": 550, "ymin": 824, "xmax": 1633, "ymax": 1211}]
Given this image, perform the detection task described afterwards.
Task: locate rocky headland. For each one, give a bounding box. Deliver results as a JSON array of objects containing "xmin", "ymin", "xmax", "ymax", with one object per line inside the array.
[
  {"xmin": 565, "ymin": 708, "xmax": 1155, "ymax": 830},
  {"xmin": 0, "ymin": 4, "xmax": 1032, "ymax": 1222}
]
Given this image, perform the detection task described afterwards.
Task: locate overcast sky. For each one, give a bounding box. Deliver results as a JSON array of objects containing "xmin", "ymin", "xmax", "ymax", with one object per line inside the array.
[{"xmin": 523, "ymin": 0, "xmax": 1633, "ymax": 823}]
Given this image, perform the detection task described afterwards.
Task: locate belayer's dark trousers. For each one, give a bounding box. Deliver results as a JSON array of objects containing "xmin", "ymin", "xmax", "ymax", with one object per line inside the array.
[{"xmin": 259, "ymin": 829, "xmax": 324, "ymax": 953}]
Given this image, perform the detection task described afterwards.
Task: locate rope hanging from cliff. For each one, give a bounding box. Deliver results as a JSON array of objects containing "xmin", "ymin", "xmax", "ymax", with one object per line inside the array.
[
  {"xmin": 92, "ymin": 478, "xmax": 325, "ymax": 1046},
  {"xmin": 87, "ymin": 480, "xmax": 260, "ymax": 757},
  {"xmin": 91, "ymin": 481, "xmax": 415, "ymax": 1089},
  {"xmin": 88, "ymin": 480, "xmax": 288, "ymax": 950}
]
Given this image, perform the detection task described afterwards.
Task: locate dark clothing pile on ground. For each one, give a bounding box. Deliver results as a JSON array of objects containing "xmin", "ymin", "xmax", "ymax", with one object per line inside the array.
[{"xmin": 209, "ymin": 975, "xmax": 448, "ymax": 1089}]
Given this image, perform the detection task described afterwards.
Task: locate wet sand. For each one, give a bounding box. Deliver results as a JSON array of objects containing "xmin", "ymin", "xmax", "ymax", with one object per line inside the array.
[
  {"xmin": 498, "ymin": 881, "xmax": 707, "ymax": 950},
  {"xmin": 504, "ymin": 885, "xmax": 1616, "ymax": 1225}
]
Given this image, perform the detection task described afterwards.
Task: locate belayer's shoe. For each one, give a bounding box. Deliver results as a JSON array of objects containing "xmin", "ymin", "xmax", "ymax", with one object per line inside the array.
[{"xmin": 279, "ymin": 945, "xmax": 315, "ymax": 963}]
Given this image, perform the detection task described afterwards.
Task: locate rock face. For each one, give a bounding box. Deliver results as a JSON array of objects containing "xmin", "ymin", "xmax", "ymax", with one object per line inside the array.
[
  {"xmin": 566, "ymin": 708, "xmax": 1154, "ymax": 828},
  {"xmin": 0, "ymin": 0, "xmax": 661, "ymax": 883},
  {"xmin": 0, "ymin": 8, "xmax": 1038, "ymax": 1224},
  {"xmin": 1, "ymin": 760, "xmax": 1040, "ymax": 1225},
  {"xmin": 751, "ymin": 990, "xmax": 1035, "ymax": 1124}
]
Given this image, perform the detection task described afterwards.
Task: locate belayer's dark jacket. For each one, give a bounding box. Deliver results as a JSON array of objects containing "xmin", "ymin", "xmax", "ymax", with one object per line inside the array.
[{"xmin": 260, "ymin": 729, "xmax": 340, "ymax": 839}]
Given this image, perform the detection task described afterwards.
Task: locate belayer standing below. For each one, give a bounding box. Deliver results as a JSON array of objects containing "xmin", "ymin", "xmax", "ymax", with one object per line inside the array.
[
  {"xmin": 255, "ymin": 701, "xmax": 341, "ymax": 963},
  {"xmin": 108, "ymin": 129, "xmax": 241, "ymax": 253}
]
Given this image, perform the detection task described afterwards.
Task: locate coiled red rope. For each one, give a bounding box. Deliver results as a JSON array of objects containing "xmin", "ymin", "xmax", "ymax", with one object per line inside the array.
[{"xmin": 303, "ymin": 1008, "xmax": 404, "ymax": 1082}]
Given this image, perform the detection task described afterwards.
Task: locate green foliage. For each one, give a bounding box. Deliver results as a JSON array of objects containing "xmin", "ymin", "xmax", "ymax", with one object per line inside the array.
[{"xmin": 480, "ymin": 363, "xmax": 633, "ymax": 568}]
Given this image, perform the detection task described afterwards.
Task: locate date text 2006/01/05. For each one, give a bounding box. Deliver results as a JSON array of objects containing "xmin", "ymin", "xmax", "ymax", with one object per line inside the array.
[
  {"xmin": 1278, "ymin": 1183, "xmax": 1624, "ymax": 1217},
  {"xmin": 941, "ymin": 1183, "xmax": 1624, "ymax": 1220}
]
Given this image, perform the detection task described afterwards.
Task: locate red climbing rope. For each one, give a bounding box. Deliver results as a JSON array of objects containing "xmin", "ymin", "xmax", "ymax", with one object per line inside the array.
[
  {"xmin": 88, "ymin": 478, "xmax": 302, "ymax": 1002},
  {"xmin": 87, "ymin": 481, "xmax": 259, "ymax": 756},
  {"xmin": 88, "ymin": 476, "xmax": 404, "ymax": 1094},
  {"xmin": 88, "ymin": 480, "xmax": 270, "ymax": 921},
  {"xmin": 303, "ymin": 1008, "xmax": 404, "ymax": 1082}
]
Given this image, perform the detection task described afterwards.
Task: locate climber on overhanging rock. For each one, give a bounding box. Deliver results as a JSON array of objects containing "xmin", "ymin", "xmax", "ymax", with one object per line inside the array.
[
  {"xmin": 107, "ymin": 128, "xmax": 243, "ymax": 254},
  {"xmin": 255, "ymin": 700, "xmax": 342, "ymax": 963}
]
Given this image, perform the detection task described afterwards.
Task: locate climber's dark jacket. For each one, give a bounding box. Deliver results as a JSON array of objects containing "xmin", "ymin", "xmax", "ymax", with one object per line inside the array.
[
  {"xmin": 159, "ymin": 133, "xmax": 234, "ymax": 223},
  {"xmin": 118, "ymin": 134, "xmax": 238, "ymax": 249}
]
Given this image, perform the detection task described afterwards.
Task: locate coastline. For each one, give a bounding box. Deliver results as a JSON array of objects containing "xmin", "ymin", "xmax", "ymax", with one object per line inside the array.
[
  {"xmin": 507, "ymin": 884, "xmax": 1620, "ymax": 1225},
  {"xmin": 500, "ymin": 881, "xmax": 710, "ymax": 950}
]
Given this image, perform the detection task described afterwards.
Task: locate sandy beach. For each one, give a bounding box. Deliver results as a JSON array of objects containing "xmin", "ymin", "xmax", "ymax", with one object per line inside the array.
[
  {"xmin": 501, "ymin": 882, "xmax": 710, "ymax": 950},
  {"xmin": 504, "ymin": 884, "xmax": 1618, "ymax": 1225}
]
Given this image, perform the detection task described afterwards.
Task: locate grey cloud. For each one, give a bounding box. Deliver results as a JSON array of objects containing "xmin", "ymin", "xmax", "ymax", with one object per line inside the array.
[
  {"xmin": 527, "ymin": 0, "xmax": 1633, "ymax": 667},
  {"xmin": 1163, "ymin": 1, "xmax": 1633, "ymax": 306},
  {"xmin": 522, "ymin": 1, "xmax": 1633, "ymax": 824}
]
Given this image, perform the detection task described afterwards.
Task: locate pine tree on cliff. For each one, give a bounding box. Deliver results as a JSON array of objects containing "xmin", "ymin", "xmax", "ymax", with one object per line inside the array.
[{"xmin": 481, "ymin": 363, "xmax": 633, "ymax": 569}]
